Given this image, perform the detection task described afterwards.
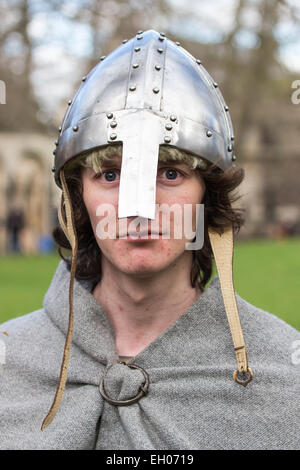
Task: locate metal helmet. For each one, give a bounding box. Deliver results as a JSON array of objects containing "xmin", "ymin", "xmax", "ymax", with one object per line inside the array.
[
  {"xmin": 42, "ymin": 30, "xmax": 252, "ymax": 431},
  {"xmin": 53, "ymin": 29, "xmax": 235, "ymax": 220}
]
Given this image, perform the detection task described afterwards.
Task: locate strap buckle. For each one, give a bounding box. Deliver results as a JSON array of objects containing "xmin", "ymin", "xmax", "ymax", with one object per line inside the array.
[
  {"xmin": 233, "ymin": 367, "xmax": 253, "ymax": 387},
  {"xmin": 99, "ymin": 363, "xmax": 150, "ymax": 406}
]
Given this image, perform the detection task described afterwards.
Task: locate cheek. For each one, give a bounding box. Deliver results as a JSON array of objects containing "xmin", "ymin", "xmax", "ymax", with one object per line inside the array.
[
  {"xmin": 175, "ymin": 181, "xmax": 205, "ymax": 227},
  {"xmin": 157, "ymin": 177, "xmax": 205, "ymax": 207},
  {"xmin": 157, "ymin": 186, "xmax": 203, "ymax": 237},
  {"xmin": 83, "ymin": 181, "xmax": 118, "ymax": 232},
  {"xmin": 83, "ymin": 194, "xmax": 99, "ymax": 232}
]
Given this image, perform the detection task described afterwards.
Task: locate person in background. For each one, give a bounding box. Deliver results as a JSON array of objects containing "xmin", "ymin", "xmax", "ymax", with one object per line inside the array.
[{"xmin": 6, "ymin": 205, "xmax": 25, "ymax": 253}]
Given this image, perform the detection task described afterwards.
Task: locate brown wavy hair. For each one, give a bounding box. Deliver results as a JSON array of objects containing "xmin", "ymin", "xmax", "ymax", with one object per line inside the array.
[{"xmin": 53, "ymin": 147, "xmax": 245, "ymax": 292}]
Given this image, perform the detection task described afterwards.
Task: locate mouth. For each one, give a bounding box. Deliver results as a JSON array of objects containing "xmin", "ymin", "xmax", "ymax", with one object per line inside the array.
[{"xmin": 118, "ymin": 231, "xmax": 163, "ymax": 240}]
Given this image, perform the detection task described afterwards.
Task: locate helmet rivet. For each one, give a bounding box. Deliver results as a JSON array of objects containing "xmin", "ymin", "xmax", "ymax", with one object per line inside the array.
[
  {"xmin": 134, "ymin": 47, "xmax": 141, "ymax": 52},
  {"xmin": 175, "ymin": 41, "xmax": 180, "ymax": 46},
  {"xmin": 206, "ymin": 130, "xmax": 212, "ymax": 137},
  {"xmin": 159, "ymin": 36, "xmax": 165, "ymax": 42},
  {"xmin": 137, "ymin": 35, "xmax": 143, "ymax": 40},
  {"xmin": 51, "ymin": 166, "xmax": 56, "ymax": 173},
  {"xmin": 224, "ymin": 105, "xmax": 229, "ymax": 111},
  {"xmin": 231, "ymin": 136, "xmax": 235, "ymax": 141},
  {"xmin": 165, "ymin": 123, "xmax": 172, "ymax": 131},
  {"xmin": 122, "ymin": 39, "xmax": 128, "ymax": 44},
  {"xmin": 110, "ymin": 120, "xmax": 117, "ymax": 128},
  {"xmin": 55, "ymin": 141, "xmax": 58, "ymax": 146},
  {"xmin": 73, "ymin": 125, "xmax": 79, "ymax": 132},
  {"xmin": 164, "ymin": 136, "xmax": 171, "ymax": 143},
  {"xmin": 196, "ymin": 59, "xmax": 202, "ymax": 65},
  {"xmin": 100, "ymin": 56, "xmax": 106, "ymax": 61},
  {"xmin": 153, "ymin": 87, "xmax": 160, "ymax": 94},
  {"xmin": 170, "ymin": 114, "xmax": 177, "ymax": 122},
  {"xmin": 232, "ymin": 155, "xmax": 237, "ymax": 161},
  {"xmin": 58, "ymin": 126, "xmax": 62, "ymax": 132},
  {"xmin": 53, "ymin": 149, "xmax": 56, "ymax": 155},
  {"xmin": 160, "ymin": 32, "xmax": 166, "ymax": 37},
  {"xmin": 137, "ymin": 30, "xmax": 143, "ymax": 34},
  {"xmin": 157, "ymin": 48, "xmax": 163, "ymax": 53},
  {"xmin": 129, "ymin": 85, "xmax": 136, "ymax": 91},
  {"xmin": 68, "ymin": 100, "xmax": 72, "ymax": 105},
  {"xmin": 155, "ymin": 65, "xmax": 161, "ymax": 71},
  {"xmin": 228, "ymin": 144, "xmax": 233, "ymax": 152},
  {"xmin": 132, "ymin": 63, "xmax": 139, "ymax": 69},
  {"xmin": 213, "ymin": 82, "xmax": 218, "ymax": 88},
  {"xmin": 106, "ymin": 112, "xmax": 113, "ymax": 119},
  {"xmin": 82, "ymin": 76, "xmax": 87, "ymax": 81},
  {"xmin": 110, "ymin": 133, "xmax": 117, "ymax": 140}
]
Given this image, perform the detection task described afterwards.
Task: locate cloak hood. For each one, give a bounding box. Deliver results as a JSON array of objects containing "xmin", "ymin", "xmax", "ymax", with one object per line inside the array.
[{"xmin": 0, "ymin": 259, "xmax": 299, "ymax": 449}]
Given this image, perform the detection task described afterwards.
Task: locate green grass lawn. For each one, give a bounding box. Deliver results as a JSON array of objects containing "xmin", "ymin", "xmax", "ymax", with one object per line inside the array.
[
  {"xmin": 0, "ymin": 253, "xmax": 60, "ymax": 322},
  {"xmin": 0, "ymin": 238, "xmax": 299, "ymax": 330},
  {"xmin": 212, "ymin": 237, "xmax": 300, "ymax": 330}
]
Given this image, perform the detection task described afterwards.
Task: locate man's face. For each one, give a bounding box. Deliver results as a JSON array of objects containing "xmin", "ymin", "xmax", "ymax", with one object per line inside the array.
[{"xmin": 81, "ymin": 153, "xmax": 206, "ymax": 278}]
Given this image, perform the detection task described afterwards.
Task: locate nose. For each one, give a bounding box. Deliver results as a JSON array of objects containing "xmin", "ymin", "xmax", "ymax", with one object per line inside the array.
[{"xmin": 127, "ymin": 216, "xmax": 153, "ymax": 228}]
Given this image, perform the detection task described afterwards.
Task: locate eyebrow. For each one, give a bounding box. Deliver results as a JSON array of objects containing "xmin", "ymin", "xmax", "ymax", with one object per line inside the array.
[
  {"xmin": 100, "ymin": 156, "xmax": 122, "ymax": 168},
  {"xmin": 100, "ymin": 156, "xmax": 189, "ymax": 169},
  {"xmin": 157, "ymin": 159, "xmax": 186, "ymax": 165}
]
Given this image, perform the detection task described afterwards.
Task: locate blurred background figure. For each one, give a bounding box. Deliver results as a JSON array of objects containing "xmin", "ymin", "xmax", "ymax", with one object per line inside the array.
[
  {"xmin": 271, "ymin": 220, "xmax": 300, "ymax": 240},
  {"xmin": 6, "ymin": 204, "xmax": 25, "ymax": 253}
]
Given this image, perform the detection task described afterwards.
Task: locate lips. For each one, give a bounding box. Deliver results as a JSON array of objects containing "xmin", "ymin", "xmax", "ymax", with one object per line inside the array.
[
  {"xmin": 129, "ymin": 230, "xmax": 160, "ymax": 236},
  {"xmin": 118, "ymin": 231, "xmax": 162, "ymax": 238}
]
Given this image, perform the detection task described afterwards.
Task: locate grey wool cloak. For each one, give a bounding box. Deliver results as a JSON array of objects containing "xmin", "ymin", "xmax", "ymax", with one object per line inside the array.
[{"xmin": 0, "ymin": 260, "xmax": 299, "ymax": 450}]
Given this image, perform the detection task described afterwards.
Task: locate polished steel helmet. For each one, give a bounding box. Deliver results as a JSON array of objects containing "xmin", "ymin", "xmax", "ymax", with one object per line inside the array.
[{"xmin": 54, "ymin": 29, "xmax": 235, "ymax": 219}]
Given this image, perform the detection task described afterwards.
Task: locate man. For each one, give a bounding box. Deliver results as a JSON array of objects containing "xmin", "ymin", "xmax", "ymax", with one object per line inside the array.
[
  {"xmin": 6, "ymin": 204, "xmax": 25, "ymax": 253},
  {"xmin": 0, "ymin": 30, "xmax": 299, "ymax": 450}
]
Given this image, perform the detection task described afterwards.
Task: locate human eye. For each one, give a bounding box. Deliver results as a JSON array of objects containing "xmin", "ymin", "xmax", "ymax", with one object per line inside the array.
[
  {"xmin": 158, "ymin": 167, "xmax": 183, "ymax": 181},
  {"xmin": 94, "ymin": 169, "xmax": 120, "ymax": 182}
]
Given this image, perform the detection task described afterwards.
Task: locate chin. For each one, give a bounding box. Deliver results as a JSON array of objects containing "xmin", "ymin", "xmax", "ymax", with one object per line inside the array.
[
  {"xmin": 117, "ymin": 258, "xmax": 170, "ymax": 277},
  {"xmin": 122, "ymin": 263, "xmax": 162, "ymax": 276}
]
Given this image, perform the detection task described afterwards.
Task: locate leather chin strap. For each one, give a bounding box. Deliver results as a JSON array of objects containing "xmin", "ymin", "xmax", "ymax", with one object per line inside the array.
[
  {"xmin": 208, "ymin": 226, "xmax": 253, "ymax": 386},
  {"xmin": 41, "ymin": 174, "xmax": 253, "ymax": 430},
  {"xmin": 41, "ymin": 169, "xmax": 78, "ymax": 431}
]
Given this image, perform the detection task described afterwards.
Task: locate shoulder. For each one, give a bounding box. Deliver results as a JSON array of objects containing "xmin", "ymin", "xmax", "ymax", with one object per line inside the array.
[
  {"xmin": 235, "ymin": 292, "xmax": 299, "ymax": 339},
  {"xmin": 0, "ymin": 308, "xmax": 60, "ymax": 348},
  {"xmin": 0, "ymin": 260, "xmax": 69, "ymax": 361},
  {"xmin": 207, "ymin": 276, "xmax": 299, "ymax": 344},
  {"xmin": 1, "ymin": 308, "xmax": 51, "ymax": 335},
  {"xmin": 0, "ymin": 308, "xmax": 64, "ymax": 375},
  {"xmin": 234, "ymin": 292, "xmax": 300, "ymax": 366}
]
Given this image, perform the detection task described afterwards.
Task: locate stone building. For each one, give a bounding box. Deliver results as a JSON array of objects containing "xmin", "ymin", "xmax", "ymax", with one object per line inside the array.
[
  {"xmin": 236, "ymin": 118, "xmax": 300, "ymax": 240},
  {"xmin": 0, "ymin": 132, "xmax": 59, "ymax": 254}
]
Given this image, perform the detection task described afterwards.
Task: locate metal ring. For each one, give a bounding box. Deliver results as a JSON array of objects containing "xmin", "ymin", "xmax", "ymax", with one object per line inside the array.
[
  {"xmin": 99, "ymin": 363, "xmax": 150, "ymax": 406},
  {"xmin": 233, "ymin": 367, "xmax": 253, "ymax": 387}
]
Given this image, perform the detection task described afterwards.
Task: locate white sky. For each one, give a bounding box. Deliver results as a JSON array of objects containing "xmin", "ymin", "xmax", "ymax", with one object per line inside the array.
[{"xmin": 25, "ymin": 0, "xmax": 300, "ymax": 116}]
